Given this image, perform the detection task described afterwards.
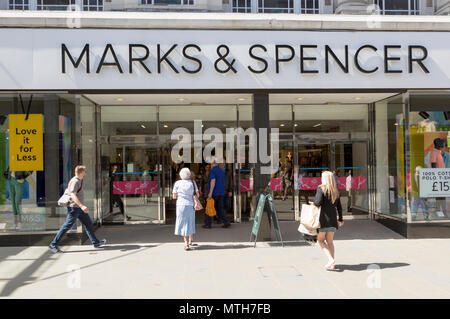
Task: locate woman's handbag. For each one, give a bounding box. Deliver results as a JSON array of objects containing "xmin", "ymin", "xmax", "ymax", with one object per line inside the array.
[
  {"xmin": 193, "ymin": 194, "xmax": 203, "ymax": 211},
  {"xmin": 205, "ymin": 198, "xmax": 216, "ymax": 217},
  {"xmin": 191, "ymin": 180, "xmax": 203, "ymax": 211},
  {"xmin": 300, "ymin": 203, "xmax": 321, "ymax": 230}
]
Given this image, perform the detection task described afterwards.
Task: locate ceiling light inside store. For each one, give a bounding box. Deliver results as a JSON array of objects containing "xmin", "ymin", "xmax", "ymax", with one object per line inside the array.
[
  {"xmin": 294, "ymin": 124, "xmax": 298, "ymax": 127},
  {"xmin": 237, "ymin": 98, "xmax": 247, "ymax": 101},
  {"xmin": 163, "ymin": 124, "xmax": 168, "ymax": 128},
  {"xmin": 177, "ymin": 98, "xmax": 186, "ymax": 102},
  {"xmin": 280, "ymin": 124, "xmax": 285, "ymax": 127},
  {"xmin": 296, "ymin": 97, "xmax": 304, "ymax": 101},
  {"xmin": 313, "ymin": 123, "xmax": 322, "ymax": 128},
  {"xmin": 116, "ymin": 98, "xmax": 124, "ymax": 102},
  {"xmin": 354, "ymin": 97, "xmax": 362, "ymax": 100},
  {"xmin": 141, "ymin": 125, "xmax": 146, "ymax": 129}
]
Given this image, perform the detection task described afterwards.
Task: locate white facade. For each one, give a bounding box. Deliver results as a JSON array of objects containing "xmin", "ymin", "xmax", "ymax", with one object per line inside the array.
[{"xmin": 1, "ymin": 0, "xmax": 450, "ymax": 15}]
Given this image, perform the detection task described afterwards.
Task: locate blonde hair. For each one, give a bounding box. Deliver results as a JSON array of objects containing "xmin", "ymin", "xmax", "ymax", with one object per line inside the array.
[
  {"xmin": 320, "ymin": 171, "xmax": 339, "ymax": 204},
  {"xmin": 75, "ymin": 165, "xmax": 86, "ymax": 175}
]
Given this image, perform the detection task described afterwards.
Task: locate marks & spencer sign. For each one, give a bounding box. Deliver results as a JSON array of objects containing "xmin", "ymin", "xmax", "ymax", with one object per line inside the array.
[{"xmin": 0, "ymin": 29, "xmax": 449, "ymax": 89}]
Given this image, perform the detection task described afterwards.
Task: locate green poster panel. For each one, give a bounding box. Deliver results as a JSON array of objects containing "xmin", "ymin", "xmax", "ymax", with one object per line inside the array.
[
  {"xmin": 251, "ymin": 193, "xmax": 267, "ymax": 238},
  {"xmin": 250, "ymin": 192, "xmax": 284, "ymax": 247}
]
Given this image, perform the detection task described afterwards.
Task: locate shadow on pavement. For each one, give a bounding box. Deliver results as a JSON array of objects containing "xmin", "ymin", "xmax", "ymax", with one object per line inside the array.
[
  {"xmin": 266, "ymin": 241, "xmax": 310, "ymax": 247},
  {"xmin": 333, "ymin": 262, "xmax": 410, "ymax": 272},
  {"xmin": 62, "ymin": 244, "xmax": 156, "ymax": 253},
  {"xmin": 192, "ymin": 244, "xmax": 253, "ymax": 250}
]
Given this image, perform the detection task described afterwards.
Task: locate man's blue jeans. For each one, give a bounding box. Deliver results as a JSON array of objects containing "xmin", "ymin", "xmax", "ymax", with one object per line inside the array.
[
  {"xmin": 205, "ymin": 195, "xmax": 229, "ymax": 227},
  {"xmin": 51, "ymin": 207, "xmax": 99, "ymax": 246}
]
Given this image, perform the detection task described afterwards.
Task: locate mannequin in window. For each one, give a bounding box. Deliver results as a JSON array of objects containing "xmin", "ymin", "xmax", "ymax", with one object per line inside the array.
[
  {"xmin": 429, "ymin": 138, "xmax": 447, "ymax": 219},
  {"xmin": 4, "ymin": 169, "xmax": 36, "ymax": 229}
]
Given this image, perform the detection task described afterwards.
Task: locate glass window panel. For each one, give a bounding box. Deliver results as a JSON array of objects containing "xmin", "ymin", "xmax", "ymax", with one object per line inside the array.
[
  {"xmin": 408, "ymin": 92, "xmax": 450, "ymax": 222},
  {"xmin": 375, "ymin": 94, "xmax": 406, "ymax": 220},
  {"xmin": 0, "ymin": 94, "xmax": 95, "ymax": 233}
]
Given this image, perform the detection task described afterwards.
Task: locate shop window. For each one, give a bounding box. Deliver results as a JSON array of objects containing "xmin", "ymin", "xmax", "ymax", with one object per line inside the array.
[
  {"xmin": 375, "ymin": 94, "xmax": 406, "ymax": 220},
  {"xmin": 8, "ymin": 0, "xmax": 30, "ymax": 10},
  {"xmin": 258, "ymin": 0, "xmax": 294, "ymax": 13},
  {"xmin": 141, "ymin": 0, "xmax": 194, "ymax": 5},
  {"xmin": 232, "ymin": 0, "xmax": 251, "ymax": 12},
  {"xmin": 408, "ymin": 92, "xmax": 450, "ymax": 222},
  {"xmin": 83, "ymin": 0, "xmax": 103, "ymax": 11},
  {"xmin": 373, "ymin": 0, "xmax": 421, "ymax": 15},
  {"xmin": 300, "ymin": 0, "xmax": 319, "ymax": 14},
  {"xmin": 36, "ymin": 0, "xmax": 75, "ymax": 10},
  {"xmin": 0, "ymin": 94, "xmax": 95, "ymax": 233}
]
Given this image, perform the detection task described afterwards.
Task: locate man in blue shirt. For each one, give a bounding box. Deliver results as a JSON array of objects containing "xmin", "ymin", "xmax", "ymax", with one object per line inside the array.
[{"xmin": 203, "ymin": 157, "xmax": 231, "ymax": 229}]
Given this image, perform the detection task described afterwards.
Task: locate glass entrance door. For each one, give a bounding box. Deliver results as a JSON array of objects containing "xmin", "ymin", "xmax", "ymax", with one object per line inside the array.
[
  {"xmin": 293, "ymin": 138, "xmax": 369, "ymax": 220},
  {"xmin": 100, "ymin": 142, "xmax": 162, "ymax": 224},
  {"xmin": 334, "ymin": 142, "xmax": 369, "ymax": 216},
  {"xmin": 294, "ymin": 143, "xmax": 331, "ymax": 220}
]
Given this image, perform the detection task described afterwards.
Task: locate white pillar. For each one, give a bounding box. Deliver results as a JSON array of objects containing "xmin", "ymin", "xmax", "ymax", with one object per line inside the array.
[
  {"xmin": 293, "ymin": 0, "xmax": 300, "ymax": 13},
  {"xmin": 30, "ymin": 0, "xmax": 37, "ymax": 10},
  {"xmin": 75, "ymin": 0, "xmax": 82, "ymax": 11},
  {"xmin": 251, "ymin": 0, "xmax": 258, "ymax": 13}
]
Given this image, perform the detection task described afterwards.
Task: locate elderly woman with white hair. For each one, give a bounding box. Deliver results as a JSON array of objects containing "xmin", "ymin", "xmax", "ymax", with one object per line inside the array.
[{"xmin": 172, "ymin": 167, "xmax": 199, "ymax": 250}]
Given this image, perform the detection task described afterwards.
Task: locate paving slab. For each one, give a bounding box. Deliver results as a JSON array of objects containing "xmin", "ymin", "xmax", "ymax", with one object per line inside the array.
[{"xmin": 0, "ymin": 220, "xmax": 449, "ymax": 299}]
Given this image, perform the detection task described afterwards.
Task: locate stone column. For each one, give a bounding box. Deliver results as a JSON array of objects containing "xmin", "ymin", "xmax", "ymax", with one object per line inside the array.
[
  {"xmin": 252, "ymin": 93, "xmax": 273, "ymax": 241},
  {"xmin": 43, "ymin": 95, "xmax": 60, "ymax": 218}
]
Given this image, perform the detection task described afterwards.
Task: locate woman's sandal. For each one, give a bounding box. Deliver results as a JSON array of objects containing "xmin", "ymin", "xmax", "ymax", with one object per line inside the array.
[
  {"xmin": 325, "ymin": 262, "xmax": 336, "ymax": 271},
  {"xmin": 189, "ymin": 241, "xmax": 198, "ymax": 246},
  {"xmin": 184, "ymin": 245, "xmax": 191, "ymax": 251}
]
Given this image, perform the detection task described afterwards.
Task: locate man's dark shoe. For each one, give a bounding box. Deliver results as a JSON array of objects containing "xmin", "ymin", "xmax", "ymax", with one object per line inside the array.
[
  {"xmin": 49, "ymin": 244, "xmax": 63, "ymax": 254},
  {"xmin": 221, "ymin": 223, "xmax": 231, "ymax": 228},
  {"xmin": 202, "ymin": 225, "xmax": 211, "ymax": 229},
  {"xmin": 94, "ymin": 239, "xmax": 107, "ymax": 248}
]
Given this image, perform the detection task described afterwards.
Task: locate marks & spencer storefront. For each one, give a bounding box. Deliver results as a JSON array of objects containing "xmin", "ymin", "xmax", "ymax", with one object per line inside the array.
[{"xmin": 0, "ymin": 13, "xmax": 449, "ymax": 244}]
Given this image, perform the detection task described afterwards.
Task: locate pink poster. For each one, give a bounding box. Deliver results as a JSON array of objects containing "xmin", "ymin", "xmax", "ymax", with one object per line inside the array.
[
  {"xmin": 299, "ymin": 177, "xmax": 322, "ymax": 190},
  {"xmin": 240, "ymin": 179, "xmax": 252, "ymax": 192},
  {"xmin": 299, "ymin": 176, "xmax": 366, "ymax": 190},
  {"xmin": 113, "ymin": 181, "xmax": 159, "ymax": 195},
  {"xmin": 270, "ymin": 177, "xmax": 284, "ymax": 191}
]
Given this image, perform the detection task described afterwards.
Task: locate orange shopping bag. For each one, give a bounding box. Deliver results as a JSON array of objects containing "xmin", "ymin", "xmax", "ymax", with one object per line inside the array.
[{"xmin": 205, "ymin": 198, "xmax": 216, "ymax": 217}]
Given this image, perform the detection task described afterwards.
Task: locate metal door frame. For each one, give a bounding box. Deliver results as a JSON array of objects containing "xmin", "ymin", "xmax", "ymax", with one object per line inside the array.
[
  {"xmin": 293, "ymin": 132, "xmax": 370, "ymax": 221},
  {"xmin": 98, "ymin": 136, "xmax": 164, "ymax": 225}
]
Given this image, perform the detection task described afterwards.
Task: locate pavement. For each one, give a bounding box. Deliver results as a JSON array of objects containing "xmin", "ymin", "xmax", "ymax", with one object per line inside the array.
[{"xmin": 0, "ymin": 220, "xmax": 449, "ymax": 299}]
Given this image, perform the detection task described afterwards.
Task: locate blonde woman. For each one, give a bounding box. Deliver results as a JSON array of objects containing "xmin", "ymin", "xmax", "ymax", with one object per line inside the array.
[{"xmin": 313, "ymin": 171, "xmax": 344, "ymax": 270}]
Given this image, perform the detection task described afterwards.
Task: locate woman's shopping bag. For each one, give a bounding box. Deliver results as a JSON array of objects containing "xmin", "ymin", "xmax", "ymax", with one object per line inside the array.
[
  {"xmin": 205, "ymin": 198, "xmax": 216, "ymax": 217},
  {"xmin": 300, "ymin": 203, "xmax": 321, "ymax": 230},
  {"xmin": 298, "ymin": 223, "xmax": 318, "ymax": 236}
]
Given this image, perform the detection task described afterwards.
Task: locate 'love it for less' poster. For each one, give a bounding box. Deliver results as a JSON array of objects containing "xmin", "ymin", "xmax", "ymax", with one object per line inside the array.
[{"xmin": 9, "ymin": 114, "xmax": 44, "ymax": 171}]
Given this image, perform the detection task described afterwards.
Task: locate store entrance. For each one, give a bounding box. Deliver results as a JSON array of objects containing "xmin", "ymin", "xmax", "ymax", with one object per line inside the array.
[
  {"xmin": 274, "ymin": 134, "xmax": 369, "ymax": 221},
  {"xmin": 99, "ymin": 139, "xmax": 163, "ymax": 225}
]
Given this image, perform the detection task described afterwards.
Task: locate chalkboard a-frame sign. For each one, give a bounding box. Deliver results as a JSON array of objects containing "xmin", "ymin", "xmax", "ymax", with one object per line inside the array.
[{"xmin": 250, "ymin": 193, "xmax": 284, "ymax": 247}]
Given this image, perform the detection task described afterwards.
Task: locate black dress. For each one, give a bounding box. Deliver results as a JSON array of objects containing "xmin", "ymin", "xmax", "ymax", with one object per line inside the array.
[{"xmin": 313, "ymin": 186, "xmax": 343, "ymax": 229}]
